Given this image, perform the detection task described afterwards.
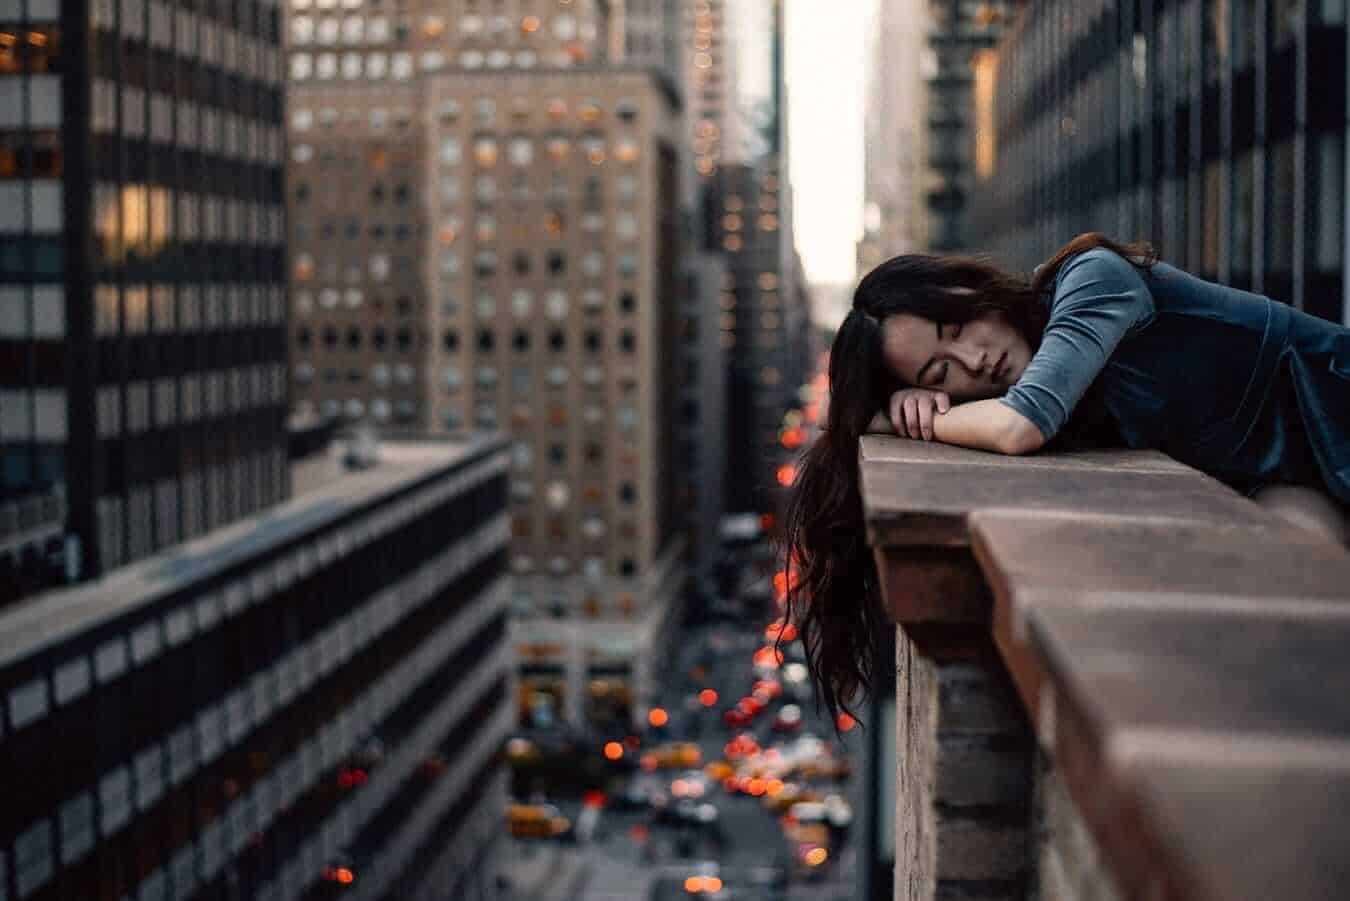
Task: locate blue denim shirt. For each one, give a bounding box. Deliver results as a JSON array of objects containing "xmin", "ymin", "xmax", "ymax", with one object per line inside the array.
[{"xmin": 1001, "ymin": 247, "xmax": 1350, "ymax": 501}]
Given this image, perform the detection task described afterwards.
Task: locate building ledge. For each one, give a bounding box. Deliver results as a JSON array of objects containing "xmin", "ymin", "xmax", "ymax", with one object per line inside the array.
[{"xmin": 859, "ymin": 435, "xmax": 1350, "ymax": 900}]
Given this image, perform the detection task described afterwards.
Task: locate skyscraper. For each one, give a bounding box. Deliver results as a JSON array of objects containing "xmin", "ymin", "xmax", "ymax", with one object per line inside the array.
[
  {"xmin": 0, "ymin": 0, "xmax": 290, "ymax": 597},
  {"xmin": 285, "ymin": 0, "xmax": 687, "ymax": 728}
]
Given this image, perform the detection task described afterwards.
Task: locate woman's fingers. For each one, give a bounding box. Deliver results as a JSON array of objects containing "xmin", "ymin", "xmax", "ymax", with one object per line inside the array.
[
  {"xmin": 936, "ymin": 392, "xmax": 951, "ymax": 414},
  {"xmin": 902, "ymin": 395, "xmax": 920, "ymax": 439},
  {"xmin": 917, "ymin": 399, "xmax": 935, "ymax": 440}
]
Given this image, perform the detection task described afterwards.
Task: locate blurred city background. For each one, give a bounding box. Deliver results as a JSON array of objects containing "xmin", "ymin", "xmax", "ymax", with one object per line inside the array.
[{"xmin": 2, "ymin": 0, "xmax": 1347, "ymax": 899}]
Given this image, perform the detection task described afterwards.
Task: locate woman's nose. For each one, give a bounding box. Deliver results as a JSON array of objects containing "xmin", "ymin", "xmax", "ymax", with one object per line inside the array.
[{"xmin": 955, "ymin": 343, "xmax": 987, "ymax": 373}]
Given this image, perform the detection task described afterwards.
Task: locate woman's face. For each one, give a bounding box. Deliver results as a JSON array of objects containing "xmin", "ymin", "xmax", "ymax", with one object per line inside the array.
[{"xmin": 880, "ymin": 310, "xmax": 1032, "ymax": 401}]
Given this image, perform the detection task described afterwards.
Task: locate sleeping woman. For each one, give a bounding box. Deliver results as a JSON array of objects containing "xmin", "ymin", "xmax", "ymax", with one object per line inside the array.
[{"xmin": 781, "ymin": 231, "xmax": 1350, "ymax": 720}]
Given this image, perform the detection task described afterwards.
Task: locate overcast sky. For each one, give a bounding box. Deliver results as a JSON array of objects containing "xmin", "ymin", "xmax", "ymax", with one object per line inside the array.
[{"xmin": 785, "ymin": 0, "xmax": 866, "ymax": 288}]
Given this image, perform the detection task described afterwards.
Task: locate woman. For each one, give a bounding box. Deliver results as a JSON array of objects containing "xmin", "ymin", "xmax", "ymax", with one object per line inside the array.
[{"xmin": 782, "ymin": 231, "xmax": 1350, "ymax": 722}]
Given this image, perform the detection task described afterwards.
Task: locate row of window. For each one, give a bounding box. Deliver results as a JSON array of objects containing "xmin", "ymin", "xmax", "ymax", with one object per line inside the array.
[
  {"xmin": 93, "ymin": 366, "xmax": 287, "ymax": 438},
  {"xmin": 90, "ymin": 0, "xmax": 283, "ymax": 85},
  {"xmin": 440, "ymin": 365, "xmax": 634, "ymax": 394},
  {"xmin": 511, "ymin": 553, "xmax": 638, "ymax": 578},
  {"xmin": 435, "ymin": 134, "xmax": 641, "ymax": 167},
  {"xmin": 440, "ymin": 396, "xmax": 644, "ymax": 432},
  {"xmin": 93, "ymin": 184, "xmax": 286, "ymax": 253},
  {"xmin": 91, "ymin": 81, "xmax": 285, "ymax": 164},
  {"xmin": 288, "ymin": 96, "xmax": 637, "ymax": 133},
  {"xmin": 294, "ymin": 249, "xmax": 644, "ymax": 283},
  {"xmin": 289, "ymin": 47, "xmax": 593, "ymax": 79},
  {"xmin": 289, "ymin": 12, "xmax": 593, "ymax": 44},
  {"xmin": 441, "ymin": 327, "xmax": 638, "ymax": 354},
  {"xmin": 92, "ymin": 283, "xmax": 287, "ymax": 337}
]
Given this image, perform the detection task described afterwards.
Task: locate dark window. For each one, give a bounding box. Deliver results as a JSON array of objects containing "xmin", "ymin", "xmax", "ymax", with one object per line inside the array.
[
  {"xmin": 322, "ymin": 326, "xmax": 338, "ymax": 349},
  {"xmin": 346, "ymin": 327, "xmax": 362, "ymax": 349},
  {"xmin": 618, "ymin": 330, "xmax": 636, "ymax": 353},
  {"xmin": 584, "ymin": 442, "xmax": 602, "ymax": 463},
  {"xmin": 548, "ymin": 444, "xmax": 566, "ymax": 465},
  {"xmin": 619, "ymin": 482, "xmax": 635, "ymax": 504},
  {"xmin": 512, "ymin": 330, "xmax": 530, "ymax": 351},
  {"xmin": 513, "ymin": 252, "xmax": 531, "ymax": 275},
  {"xmin": 296, "ymin": 327, "xmax": 312, "ymax": 348},
  {"xmin": 548, "ymin": 330, "xmax": 565, "ymax": 352},
  {"xmin": 478, "ymin": 329, "xmax": 495, "ymax": 352},
  {"xmin": 443, "ymin": 330, "xmax": 459, "ymax": 352},
  {"xmin": 393, "ymin": 183, "xmax": 410, "ymax": 204},
  {"xmin": 619, "ymin": 558, "xmax": 636, "ymax": 577},
  {"xmin": 584, "ymin": 330, "xmax": 600, "ymax": 352},
  {"xmin": 619, "ymin": 292, "xmax": 636, "ymax": 313},
  {"xmin": 395, "ymin": 296, "xmax": 413, "ymax": 315},
  {"xmin": 396, "ymin": 327, "xmax": 413, "ymax": 352},
  {"xmin": 547, "ymin": 251, "xmax": 565, "ymax": 275},
  {"xmin": 372, "ymin": 327, "xmax": 388, "ymax": 350}
]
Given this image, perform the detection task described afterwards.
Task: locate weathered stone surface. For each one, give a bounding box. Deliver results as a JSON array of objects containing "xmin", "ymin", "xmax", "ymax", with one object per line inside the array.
[
  {"xmin": 937, "ymin": 663, "xmax": 1028, "ymax": 736},
  {"xmin": 973, "ymin": 512, "xmax": 1350, "ymax": 628},
  {"xmin": 876, "ymin": 545, "xmax": 992, "ymax": 623},
  {"xmin": 896, "ymin": 626, "xmax": 939, "ymax": 901},
  {"xmin": 860, "ymin": 436, "xmax": 1191, "ymax": 473},
  {"xmin": 1130, "ymin": 761, "xmax": 1350, "ymax": 901},
  {"xmin": 861, "ymin": 460, "xmax": 1261, "ymax": 548},
  {"xmin": 934, "ymin": 818, "xmax": 1029, "ymax": 881},
  {"xmin": 935, "ymin": 741, "xmax": 1032, "ymax": 807},
  {"xmin": 1030, "ymin": 605, "xmax": 1350, "ymax": 741}
]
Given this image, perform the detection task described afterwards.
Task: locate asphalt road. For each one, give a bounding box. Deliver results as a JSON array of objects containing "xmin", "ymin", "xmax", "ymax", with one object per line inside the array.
[{"xmin": 580, "ymin": 619, "xmax": 863, "ymax": 901}]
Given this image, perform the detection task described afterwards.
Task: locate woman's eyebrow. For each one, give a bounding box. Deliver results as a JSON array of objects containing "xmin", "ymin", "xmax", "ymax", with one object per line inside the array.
[{"xmin": 914, "ymin": 321, "xmax": 940, "ymax": 385}]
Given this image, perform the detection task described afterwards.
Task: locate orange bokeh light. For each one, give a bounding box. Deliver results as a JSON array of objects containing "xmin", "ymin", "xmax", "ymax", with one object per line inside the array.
[
  {"xmin": 335, "ymin": 868, "xmax": 355, "ymax": 884},
  {"xmin": 698, "ymin": 688, "xmax": 718, "ymax": 707},
  {"xmin": 640, "ymin": 753, "xmax": 658, "ymax": 771},
  {"xmin": 648, "ymin": 707, "xmax": 669, "ymax": 727},
  {"xmin": 837, "ymin": 712, "xmax": 857, "ymax": 732},
  {"xmin": 604, "ymin": 741, "xmax": 624, "ymax": 760},
  {"xmin": 776, "ymin": 464, "xmax": 796, "ymax": 487}
]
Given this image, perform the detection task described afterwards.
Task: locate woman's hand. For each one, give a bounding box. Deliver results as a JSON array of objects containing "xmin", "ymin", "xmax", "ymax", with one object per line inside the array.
[{"xmin": 889, "ymin": 388, "xmax": 951, "ymax": 440}]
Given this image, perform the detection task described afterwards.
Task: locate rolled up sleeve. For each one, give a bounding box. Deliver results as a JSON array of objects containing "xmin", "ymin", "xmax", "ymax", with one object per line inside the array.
[{"xmin": 1000, "ymin": 249, "xmax": 1155, "ymax": 440}]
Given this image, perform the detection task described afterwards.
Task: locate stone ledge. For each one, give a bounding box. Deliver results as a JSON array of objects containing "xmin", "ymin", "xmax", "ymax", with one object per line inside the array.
[{"xmin": 860, "ymin": 436, "xmax": 1350, "ymax": 901}]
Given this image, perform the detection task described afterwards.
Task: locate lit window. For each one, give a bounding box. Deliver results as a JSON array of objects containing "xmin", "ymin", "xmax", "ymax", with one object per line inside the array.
[
  {"xmin": 475, "ymin": 175, "xmax": 497, "ymax": 202},
  {"xmin": 319, "ymin": 288, "xmax": 339, "ymax": 309},
  {"xmin": 582, "ymin": 135, "xmax": 605, "ymax": 164},
  {"xmin": 544, "ymin": 135, "xmax": 570, "ymax": 162},
  {"xmin": 440, "ymin": 176, "xmax": 461, "ymax": 204},
  {"xmin": 508, "ymin": 136, "xmax": 533, "ymax": 166},
  {"xmin": 614, "ymin": 139, "xmax": 639, "ymax": 163},
  {"xmin": 290, "ymin": 54, "xmax": 313, "ymax": 79},
  {"xmin": 477, "ymin": 293, "xmax": 496, "ymax": 318},
  {"xmin": 545, "ymin": 290, "xmax": 567, "ymax": 319},
  {"xmin": 554, "ymin": 14, "xmax": 576, "ymax": 39},
  {"xmin": 372, "ymin": 364, "xmax": 391, "ymax": 386},
  {"xmin": 421, "ymin": 14, "xmax": 444, "ymax": 36},
  {"xmin": 758, "ymin": 272, "xmax": 778, "ymax": 290},
  {"xmin": 317, "ymin": 17, "xmax": 339, "ymax": 43},
  {"xmin": 475, "ymin": 98, "xmax": 496, "ymax": 123},
  {"xmin": 391, "ymin": 52, "xmax": 412, "ymax": 79},
  {"xmin": 759, "ymin": 214, "xmax": 779, "ymax": 231},
  {"xmin": 345, "ymin": 289, "xmax": 364, "ymax": 309},
  {"xmin": 477, "ymin": 365, "xmax": 498, "ymax": 387},
  {"xmin": 438, "ymin": 99, "xmax": 460, "ymax": 122},
  {"xmin": 583, "ymin": 367, "xmax": 604, "ymax": 388},
  {"xmin": 460, "ymin": 15, "xmax": 482, "ymax": 34},
  {"xmin": 546, "ymin": 365, "xmax": 568, "ymax": 386},
  {"xmin": 618, "ymin": 255, "xmax": 637, "ymax": 277},
  {"xmin": 442, "ymin": 252, "xmax": 460, "ymax": 276},
  {"xmin": 341, "ymin": 52, "xmax": 361, "ymax": 78},
  {"xmin": 582, "ymin": 518, "xmax": 605, "ymax": 539},
  {"xmin": 291, "ymin": 16, "xmax": 314, "ymax": 43},
  {"xmin": 581, "ymin": 212, "xmax": 604, "ymax": 233},
  {"xmin": 723, "ymin": 235, "xmax": 742, "ymax": 251},
  {"xmin": 420, "ymin": 51, "xmax": 445, "ymax": 71},
  {"xmin": 488, "ymin": 14, "xmax": 510, "ymax": 33},
  {"xmin": 342, "ymin": 15, "xmax": 362, "ymax": 42},
  {"xmin": 368, "ymin": 16, "xmax": 389, "ymax": 41},
  {"xmin": 546, "ymin": 481, "xmax": 570, "ymax": 510},
  {"xmin": 582, "ymin": 251, "xmax": 604, "ymax": 277},
  {"xmin": 369, "ymin": 253, "xmax": 390, "ymax": 280},
  {"xmin": 292, "ymin": 143, "xmax": 314, "ymax": 163},
  {"xmin": 583, "ymin": 403, "xmax": 603, "ymax": 424},
  {"xmin": 582, "ymin": 289, "xmax": 604, "ymax": 311},
  {"xmin": 475, "ymin": 215, "xmax": 496, "ymax": 242},
  {"xmin": 487, "ymin": 49, "xmax": 510, "ymax": 68},
  {"xmin": 511, "ymin": 289, "xmax": 533, "ymax": 317},
  {"xmin": 546, "ymin": 98, "xmax": 567, "ymax": 120},
  {"xmin": 616, "ymin": 213, "xmax": 637, "ymax": 241},
  {"xmin": 460, "ymin": 49, "xmax": 484, "ymax": 68},
  {"xmin": 293, "ymin": 253, "xmax": 315, "ymax": 281},
  {"xmin": 315, "ymin": 53, "xmax": 337, "ymax": 78},
  {"xmin": 371, "ymin": 399, "xmax": 391, "ymax": 421},
  {"xmin": 442, "ymin": 366, "xmax": 460, "ymax": 388}
]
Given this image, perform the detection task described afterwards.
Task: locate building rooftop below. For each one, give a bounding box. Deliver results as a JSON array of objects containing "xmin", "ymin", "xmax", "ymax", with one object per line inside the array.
[{"xmin": 0, "ymin": 433, "xmax": 503, "ymax": 669}]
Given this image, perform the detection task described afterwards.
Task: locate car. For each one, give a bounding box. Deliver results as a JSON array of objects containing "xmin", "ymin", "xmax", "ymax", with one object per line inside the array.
[
  {"xmin": 722, "ymin": 706, "xmax": 752, "ymax": 729},
  {"xmin": 653, "ymin": 741, "xmax": 703, "ymax": 769},
  {"xmin": 655, "ymin": 799, "xmax": 720, "ymax": 829},
  {"xmin": 507, "ymin": 802, "xmax": 571, "ymax": 839},
  {"xmin": 614, "ymin": 777, "xmax": 665, "ymax": 810},
  {"xmin": 772, "ymin": 704, "xmax": 804, "ymax": 734}
]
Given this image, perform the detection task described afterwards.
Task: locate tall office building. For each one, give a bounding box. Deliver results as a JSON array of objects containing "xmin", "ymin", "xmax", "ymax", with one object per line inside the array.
[
  {"xmin": 858, "ymin": 0, "xmax": 932, "ymax": 273},
  {"xmin": 684, "ymin": 0, "xmax": 742, "ymax": 180},
  {"xmin": 0, "ymin": 436, "xmax": 512, "ymax": 901},
  {"xmin": 285, "ymin": 1, "xmax": 687, "ymax": 728},
  {"xmin": 0, "ymin": 0, "xmax": 290, "ymax": 597},
  {"xmin": 976, "ymin": 0, "xmax": 1349, "ymax": 326},
  {"xmin": 696, "ymin": 0, "xmax": 810, "ymax": 518}
]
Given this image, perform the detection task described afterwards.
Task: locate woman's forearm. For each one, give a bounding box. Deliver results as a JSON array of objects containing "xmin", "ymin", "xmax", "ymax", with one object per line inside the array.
[{"xmin": 931, "ymin": 399, "xmax": 1045, "ymax": 455}]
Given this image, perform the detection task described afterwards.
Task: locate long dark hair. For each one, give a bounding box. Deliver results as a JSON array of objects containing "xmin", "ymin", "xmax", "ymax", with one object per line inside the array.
[{"xmin": 779, "ymin": 232, "xmax": 1157, "ymax": 725}]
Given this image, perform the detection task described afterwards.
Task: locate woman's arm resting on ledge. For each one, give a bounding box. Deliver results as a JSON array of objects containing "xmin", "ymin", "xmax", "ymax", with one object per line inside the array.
[{"xmin": 932, "ymin": 398, "xmax": 1046, "ymax": 455}]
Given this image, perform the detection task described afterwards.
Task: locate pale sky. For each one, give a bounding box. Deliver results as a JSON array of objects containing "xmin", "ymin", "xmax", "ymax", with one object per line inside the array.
[{"xmin": 785, "ymin": 0, "xmax": 866, "ymax": 287}]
